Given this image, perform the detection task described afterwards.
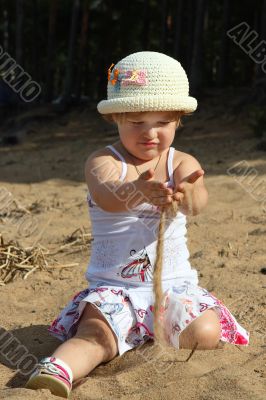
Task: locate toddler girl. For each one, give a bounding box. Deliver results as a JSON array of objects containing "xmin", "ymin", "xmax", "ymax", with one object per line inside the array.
[{"xmin": 26, "ymin": 51, "xmax": 249, "ymax": 398}]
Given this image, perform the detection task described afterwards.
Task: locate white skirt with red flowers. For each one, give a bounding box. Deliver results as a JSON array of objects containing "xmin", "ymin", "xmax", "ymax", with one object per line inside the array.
[{"xmin": 48, "ymin": 280, "xmax": 249, "ymax": 356}]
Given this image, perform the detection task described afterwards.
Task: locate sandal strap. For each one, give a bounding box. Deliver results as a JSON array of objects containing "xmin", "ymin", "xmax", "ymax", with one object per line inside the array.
[
  {"xmin": 38, "ymin": 362, "xmax": 65, "ymax": 376},
  {"xmin": 35, "ymin": 359, "xmax": 72, "ymax": 388}
]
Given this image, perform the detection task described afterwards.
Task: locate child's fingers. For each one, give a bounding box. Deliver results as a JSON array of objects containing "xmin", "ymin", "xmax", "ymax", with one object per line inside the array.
[
  {"xmin": 151, "ymin": 181, "xmax": 168, "ymax": 190},
  {"xmin": 139, "ymin": 169, "xmax": 155, "ymax": 181},
  {"xmin": 176, "ymin": 171, "xmax": 204, "ymax": 191},
  {"xmin": 151, "ymin": 195, "xmax": 173, "ymax": 206},
  {"xmin": 176, "ymin": 184, "xmax": 185, "ymax": 193},
  {"xmin": 186, "ymin": 169, "xmax": 204, "ymax": 184},
  {"xmin": 151, "ymin": 187, "xmax": 173, "ymax": 197},
  {"xmin": 172, "ymin": 192, "xmax": 184, "ymax": 203}
]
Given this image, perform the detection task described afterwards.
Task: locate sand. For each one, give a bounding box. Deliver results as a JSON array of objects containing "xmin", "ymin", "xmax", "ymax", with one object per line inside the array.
[{"xmin": 0, "ymin": 94, "xmax": 265, "ymax": 399}]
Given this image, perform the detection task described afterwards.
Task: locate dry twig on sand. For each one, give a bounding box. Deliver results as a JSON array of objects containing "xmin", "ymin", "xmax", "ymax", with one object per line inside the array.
[
  {"xmin": 0, "ymin": 228, "xmax": 91, "ymax": 285},
  {"xmin": 49, "ymin": 227, "xmax": 93, "ymax": 256},
  {"xmin": 0, "ymin": 234, "xmax": 50, "ymax": 284}
]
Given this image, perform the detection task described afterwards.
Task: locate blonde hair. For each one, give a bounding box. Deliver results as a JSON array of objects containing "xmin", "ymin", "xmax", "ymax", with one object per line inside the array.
[{"xmin": 102, "ymin": 111, "xmax": 186, "ymax": 129}]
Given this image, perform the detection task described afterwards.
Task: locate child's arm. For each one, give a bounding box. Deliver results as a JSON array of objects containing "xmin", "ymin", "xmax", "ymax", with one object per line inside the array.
[
  {"xmin": 84, "ymin": 150, "xmax": 173, "ymax": 213},
  {"xmin": 173, "ymin": 154, "xmax": 208, "ymax": 216}
]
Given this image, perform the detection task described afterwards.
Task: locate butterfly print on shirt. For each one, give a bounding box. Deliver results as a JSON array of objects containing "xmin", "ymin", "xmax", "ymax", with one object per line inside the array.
[{"xmin": 118, "ymin": 248, "xmax": 153, "ymax": 282}]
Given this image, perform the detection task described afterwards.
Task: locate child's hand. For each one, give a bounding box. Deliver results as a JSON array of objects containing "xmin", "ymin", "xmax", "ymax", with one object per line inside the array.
[
  {"xmin": 136, "ymin": 169, "xmax": 174, "ymax": 207},
  {"xmin": 172, "ymin": 169, "xmax": 205, "ymax": 214}
]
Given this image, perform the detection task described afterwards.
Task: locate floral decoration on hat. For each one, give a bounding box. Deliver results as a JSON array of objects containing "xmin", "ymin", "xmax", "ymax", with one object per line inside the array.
[
  {"xmin": 108, "ymin": 63, "xmax": 148, "ymax": 91},
  {"xmin": 121, "ymin": 70, "xmax": 148, "ymax": 86}
]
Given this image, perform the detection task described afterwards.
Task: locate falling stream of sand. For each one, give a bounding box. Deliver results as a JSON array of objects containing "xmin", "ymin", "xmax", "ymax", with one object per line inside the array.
[{"xmin": 153, "ymin": 202, "xmax": 179, "ymax": 346}]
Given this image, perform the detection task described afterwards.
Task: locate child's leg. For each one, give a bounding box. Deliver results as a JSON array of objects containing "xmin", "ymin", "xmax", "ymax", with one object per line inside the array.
[
  {"xmin": 26, "ymin": 303, "xmax": 119, "ymax": 397},
  {"xmin": 52, "ymin": 303, "xmax": 119, "ymax": 380},
  {"xmin": 179, "ymin": 308, "xmax": 221, "ymax": 350}
]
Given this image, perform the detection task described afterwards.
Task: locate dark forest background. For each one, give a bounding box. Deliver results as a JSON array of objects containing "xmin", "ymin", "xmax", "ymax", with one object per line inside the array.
[{"xmin": 0, "ymin": 0, "xmax": 265, "ymax": 139}]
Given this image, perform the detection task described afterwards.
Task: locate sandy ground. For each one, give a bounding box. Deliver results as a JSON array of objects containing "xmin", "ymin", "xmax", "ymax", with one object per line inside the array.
[{"xmin": 0, "ymin": 92, "xmax": 265, "ymax": 399}]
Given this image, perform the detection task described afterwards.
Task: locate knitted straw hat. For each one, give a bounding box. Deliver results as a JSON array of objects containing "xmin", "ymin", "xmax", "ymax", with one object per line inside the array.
[{"xmin": 97, "ymin": 51, "xmax": 197, "ymax": 114}]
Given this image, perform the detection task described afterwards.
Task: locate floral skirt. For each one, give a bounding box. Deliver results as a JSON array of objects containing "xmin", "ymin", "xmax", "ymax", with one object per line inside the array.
[{"xmin": 48, "ymin": 281, "xmax": 249, "ymax": 356}]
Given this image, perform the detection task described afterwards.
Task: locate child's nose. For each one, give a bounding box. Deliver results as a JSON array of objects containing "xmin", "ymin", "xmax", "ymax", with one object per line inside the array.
[{"xmin": 143, "ymin": 127, "xmax": 157, "ymax": 139}]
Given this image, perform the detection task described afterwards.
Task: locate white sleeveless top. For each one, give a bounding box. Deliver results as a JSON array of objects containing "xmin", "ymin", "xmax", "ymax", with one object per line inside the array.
[{"xmin": 85, "ymin": 145, "xmax": 198, "ymax": 288}]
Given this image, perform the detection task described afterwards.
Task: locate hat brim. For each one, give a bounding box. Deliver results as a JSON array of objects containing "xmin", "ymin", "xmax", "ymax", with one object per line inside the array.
[{"xmin": 97, "ymin": 95, "xmax": 197, "ymax": 114}]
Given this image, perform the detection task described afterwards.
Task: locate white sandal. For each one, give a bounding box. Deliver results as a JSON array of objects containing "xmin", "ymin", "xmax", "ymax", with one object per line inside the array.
[{"xmin": 25, "ymin": 358, "xmax": 72, "ymax": 398}]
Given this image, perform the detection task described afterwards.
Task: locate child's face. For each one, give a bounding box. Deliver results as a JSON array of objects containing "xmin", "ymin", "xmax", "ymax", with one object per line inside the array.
[{"xmin": 117, "ymin": 111, "xmax": 178, "ymax": 160}]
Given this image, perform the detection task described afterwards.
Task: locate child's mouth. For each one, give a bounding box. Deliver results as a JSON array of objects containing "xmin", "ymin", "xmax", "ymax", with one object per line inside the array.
[{"xmin": 141, "ymin": 142, "xmax": 158, "ymax": 147}]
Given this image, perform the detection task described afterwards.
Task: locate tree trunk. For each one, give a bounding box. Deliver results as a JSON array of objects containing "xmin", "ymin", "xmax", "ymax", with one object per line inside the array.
[
  {"xmin": 76, "ymin": 0, "xmax": 89, "ymax": 101},
  {"xmin": 255, "ymin": 0, "xmax": 266, "ymax": 80},
  {"xmin": 63, "ymin": 0, "xmax": 80, "ymax": 105},
  {"xmin": 252, "ymin": 0, "xmax": 266, "ymax": 106},
  {"xmin": 16, "ymin": 0, "xmax": 23, "ymax": 65},
  {"xmin": 173, "ymin": 0, "xmax": 183, "ymax": 59},
  {"xmin": 217, "ymin": 0, "xmax": 230, "ymax": 86},
  {"xmin": 142, "ymin": 0, "xmax": 150, "ymax": 49},
  {"xmin": 45, "ymin": 0, "xmax": 58, "ymax": 101},
  {"xmin": 160, "ymin": 0, "xmax": 168, "ymax": 51},
  {"xmin": 189, "ymin": 0, "xmax": 206, "ymax": 93},
  {"xmin": 3, "ymin": 7, "xmax": 9, "ymax": 52},
  {"xmin": 185, "ymin": 0, "xmax": 194, "ymax": 73},
  {"xmin": 31, "ymin": 0, "xmax": 41, "ymax": 96}
]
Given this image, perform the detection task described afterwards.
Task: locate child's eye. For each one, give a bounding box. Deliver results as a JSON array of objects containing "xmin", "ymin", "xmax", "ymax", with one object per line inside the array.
[
  {"xmin": 129, "ymin": 121, "xmax": 143, "ymax": 125},
  {"xmin": 158, "ymin": 121, "xmax": 170, "ymax": 125}
]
